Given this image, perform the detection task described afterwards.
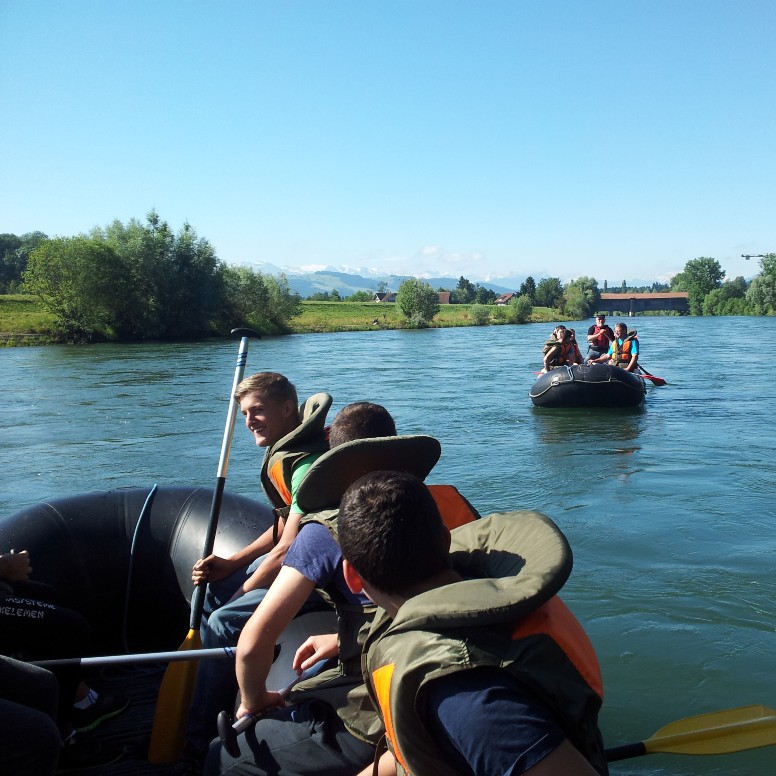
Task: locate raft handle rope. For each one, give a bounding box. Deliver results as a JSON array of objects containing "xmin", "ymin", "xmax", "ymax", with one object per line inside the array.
[{"xmin": 122, "ymin": 484, "xmax": 159, "ymax": 655}]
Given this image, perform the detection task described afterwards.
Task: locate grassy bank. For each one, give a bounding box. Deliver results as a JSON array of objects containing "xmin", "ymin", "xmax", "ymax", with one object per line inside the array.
[{"xmin": 1, "ymin": 295, "xmax": 558, "ymax": 344}]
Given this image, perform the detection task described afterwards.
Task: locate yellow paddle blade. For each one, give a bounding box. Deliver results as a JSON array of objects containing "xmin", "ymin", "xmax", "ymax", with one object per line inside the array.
[
  {"xmin": 147, "ymin": 629, "xmax": 202, "ymax": 764},
  {"xmin": 645, "ymin": 705, "xmax": 776, "ymax": 756}
]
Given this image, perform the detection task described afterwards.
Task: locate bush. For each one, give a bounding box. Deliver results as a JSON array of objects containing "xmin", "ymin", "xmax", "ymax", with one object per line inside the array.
[{"xmin": 470, "ymin": 304, "xmax": 491, "ymax": 326}]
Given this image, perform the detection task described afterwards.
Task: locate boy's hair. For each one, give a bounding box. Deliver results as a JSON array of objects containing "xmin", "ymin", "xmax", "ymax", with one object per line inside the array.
[
  {"xmin": 338, "ymin": 470, "xmax": 450, "ymax": 595},
  {"xmin": 234, "ymin": 372, "xmax": 298, "ymax": 406},
  {"xmin": 328, "ymin": 402, "xmax": 397, "ymax": 448}
]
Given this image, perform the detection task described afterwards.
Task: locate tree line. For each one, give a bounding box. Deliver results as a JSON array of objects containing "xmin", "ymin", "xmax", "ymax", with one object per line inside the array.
[
  {"xmin": 3, "ymin": 216, "xmax": 774, "ymax": 337},
  {"xmin": 1, "ymin": 212, "xmax": 301, "ymax": 342}
]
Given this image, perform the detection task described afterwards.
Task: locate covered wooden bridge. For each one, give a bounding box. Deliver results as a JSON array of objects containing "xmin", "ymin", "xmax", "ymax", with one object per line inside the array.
[{"xmin": 598, "ymin": 292, "xmax": 689, "ymax": 316}]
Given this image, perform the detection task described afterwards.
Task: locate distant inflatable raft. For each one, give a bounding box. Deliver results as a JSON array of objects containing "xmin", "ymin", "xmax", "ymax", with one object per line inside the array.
[{"xmin": 529, "ymin": 363, "xmax": 646, "ymax": 408}]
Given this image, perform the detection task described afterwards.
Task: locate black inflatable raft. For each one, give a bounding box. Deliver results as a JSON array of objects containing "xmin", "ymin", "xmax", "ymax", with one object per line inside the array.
[
  {"xmin": 529, "ymin": 363, "xmax": 646, "ymax": 408},
  {"xmin": 0, "ymin": 486, "xmax": 272, "ymax": 654}
]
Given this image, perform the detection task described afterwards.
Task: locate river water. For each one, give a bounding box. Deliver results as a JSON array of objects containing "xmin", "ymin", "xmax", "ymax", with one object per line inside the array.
[{"xmin": 1, "ymin": 316, "xmax": 774, "ymax": 775}]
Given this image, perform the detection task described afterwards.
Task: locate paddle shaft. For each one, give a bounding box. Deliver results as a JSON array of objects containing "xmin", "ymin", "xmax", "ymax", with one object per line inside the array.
[
  {"xmin": 189, "ymin": 328, "xmax": 259, "ymax": 628},
  {"xmin": 34, "ymin": 646, "xmax": 235, "ymax": 668}
]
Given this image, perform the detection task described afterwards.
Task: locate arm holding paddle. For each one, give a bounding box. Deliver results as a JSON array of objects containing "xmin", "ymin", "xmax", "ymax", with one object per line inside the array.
[{"xmin": 235, "ymin": 565, "xmax": 317, "ymax": 717}]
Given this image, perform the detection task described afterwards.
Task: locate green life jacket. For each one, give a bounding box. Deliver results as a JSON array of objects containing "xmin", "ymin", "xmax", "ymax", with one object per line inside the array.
[
  {"xmin": 362, "ymin": 513, "xmax": 608, "ymax": 776},
  {"xmin": 288, "ymin": 435, "xmax": 443, "ymax": 745},
  {"xmin": 259, "ymin": 392, "xmax": 332, "ymax": 524}
]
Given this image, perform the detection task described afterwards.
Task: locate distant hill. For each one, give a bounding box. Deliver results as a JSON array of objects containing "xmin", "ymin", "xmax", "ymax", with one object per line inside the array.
[{"xmin": 245, "ymin": 264, "xmax": 521, "ymax": 298}]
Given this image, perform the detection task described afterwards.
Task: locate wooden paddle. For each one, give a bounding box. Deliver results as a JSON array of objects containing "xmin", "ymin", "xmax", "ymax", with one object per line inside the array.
[
  {"xmin": 637, "ymin": 364, "xmax": 667, "ymax": 386},
  {"xmin": 606, "ymin": 704, "xmax": 776, "ymax": 761},
  {"xmin": 148, "ymin": 328, "xmax": 259, "ymax": 764}
]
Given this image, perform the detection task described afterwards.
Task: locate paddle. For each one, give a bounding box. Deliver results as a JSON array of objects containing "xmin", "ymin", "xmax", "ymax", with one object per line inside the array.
[
  {"xmin": 216, "ymin": 658, "xmax": 330, "ymax": 757},
  {"xmin": 148, "ymin": 327, "xmax": 259, "ymax": 764},
  {"xmin": 637, "ymin": 364, "xmax": 667, "ymax": 386},
  {"xmin": 34, "ymin": 646, "xmax": 235, "ymax": 668},
  {"xmin": 606, "ymin": 704, "xmax": 776, "ymax": 761}
]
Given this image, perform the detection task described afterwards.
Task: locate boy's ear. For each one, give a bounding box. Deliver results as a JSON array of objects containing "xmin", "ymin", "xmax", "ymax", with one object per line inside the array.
[{"xmin": 342, "ymin": 559, "xmax": 364, "ymax": 594}]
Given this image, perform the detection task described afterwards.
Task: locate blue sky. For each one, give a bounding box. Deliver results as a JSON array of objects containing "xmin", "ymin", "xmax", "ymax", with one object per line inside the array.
[{"xmin": 2, "ymin": 1, "xmax": 774, "ymax": 284}]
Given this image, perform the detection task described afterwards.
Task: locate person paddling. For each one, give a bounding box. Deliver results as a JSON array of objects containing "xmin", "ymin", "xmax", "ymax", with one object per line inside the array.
[
  {"xmin": 586, "ymin": 314, "xmax": 614, "ymax": 360},
  {"xmin": 588, "ymin": 322, "xmax": 639, "ymax": 372}
]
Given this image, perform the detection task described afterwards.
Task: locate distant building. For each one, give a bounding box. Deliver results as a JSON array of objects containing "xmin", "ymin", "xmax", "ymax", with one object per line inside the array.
[
  {"xmin": 437, "ymin": 291, "xmax": 452, "ymax": 304},
  {"xmin": 372, "ymin": 291, "xmax": 397, "ymax": 302},
  {"xmin": 494, "ymin": 292, "xmax": 517, "ymax": 305}
]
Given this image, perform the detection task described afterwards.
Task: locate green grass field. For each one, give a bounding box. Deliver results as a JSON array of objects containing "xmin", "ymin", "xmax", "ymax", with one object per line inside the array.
[{"xmin": 0, "ymin": 295, "xmax": 558, "ymax": 344}]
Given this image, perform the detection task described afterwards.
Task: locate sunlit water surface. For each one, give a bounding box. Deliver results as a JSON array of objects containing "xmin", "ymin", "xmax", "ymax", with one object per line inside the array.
[{"xmin": 1, "ymin": 316, "xmax": 774, "ymax": 775}]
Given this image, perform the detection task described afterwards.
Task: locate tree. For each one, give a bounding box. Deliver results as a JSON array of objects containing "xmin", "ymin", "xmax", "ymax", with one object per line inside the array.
[
  {"xmin": 507, "ymin": 294, "xmax": 533, "ymax": 324},
  {"xmin": 534, "ymin": 277, "xmax": 564, "ymax": 309},
  {"xmin": 453, "ymin": 276, "xmax": 476, "ymax": 304},
  {"xmin": 23, "ymin": 237, "xmax": 131, "ymax": 341},
  {"xmin": 347, "ymin": 290, "xmax": 372, "ymax": 302},
  {"xmin": 518, "ymin": 276, "xmax": 536, "ymax": 302},
  {"xmin": 470, "ymin": 304, "xmax": 491, "ymax": 325},
  {"xmin": 396, "ymin": 278, "xmax": 439, "ymax": 327},
  {"xmin": 671, "ymin": 257, "xmax": 725, "ymax": 315},
  {"xmin": 474, "ymin": 285, "xmax": 497, "ymax": 304},
  {"xmin": 562, "ymin": 276, "xmax": 600, "ymax": 319},
  {"xmin": 0, "ymin": 231, "xmax": 47, "ymax": 292}
]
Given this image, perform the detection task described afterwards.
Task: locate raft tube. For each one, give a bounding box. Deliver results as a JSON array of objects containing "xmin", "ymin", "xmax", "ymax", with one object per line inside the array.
[
  {"xmin": 529, "ymin": 363, "xmax": 646, "ymax": 408},
  {"xmin": 0, "ymin": 486, "xmax": 273, "ymax": 654}
]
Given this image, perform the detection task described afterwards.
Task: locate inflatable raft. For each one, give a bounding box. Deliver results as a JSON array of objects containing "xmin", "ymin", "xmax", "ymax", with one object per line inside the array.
[
  {"xmin": 529, "ymin": 363, "xmax": 646, "ymax": 408},
  {"xmin": 0, "ymin": 486, "xmax": 273, "ymax": 655}
]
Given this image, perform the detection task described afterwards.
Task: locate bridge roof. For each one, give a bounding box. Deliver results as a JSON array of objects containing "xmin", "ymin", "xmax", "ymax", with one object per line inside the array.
[{"xmin": 600, "ymin": 292, "xmax": 688, "ymax": 300}]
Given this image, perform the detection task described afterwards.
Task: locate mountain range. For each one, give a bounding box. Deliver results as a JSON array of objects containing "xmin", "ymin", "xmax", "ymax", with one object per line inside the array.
[{"xmin": 247, "ymin": 262, "xmax": 523, "ymax": 298}]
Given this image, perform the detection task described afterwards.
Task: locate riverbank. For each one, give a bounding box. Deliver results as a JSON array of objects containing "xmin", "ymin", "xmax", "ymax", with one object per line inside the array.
[{"xmin": 0, "ymin": 294, "xmax": 558, "ymax": 344}]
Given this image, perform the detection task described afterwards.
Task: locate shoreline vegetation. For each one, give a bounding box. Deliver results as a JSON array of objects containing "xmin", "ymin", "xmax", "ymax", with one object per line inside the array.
[{"xmin": 0, "ymin": 294, "xmax": 561, "ymax": 346}]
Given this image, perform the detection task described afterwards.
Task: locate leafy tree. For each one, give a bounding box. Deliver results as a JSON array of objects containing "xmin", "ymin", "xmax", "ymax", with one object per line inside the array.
[
  {"xmin": 330, "ymin": 289, "xmax": 341, "ymax": 302},
  {"xmin": 23, "ymin": 237, "xmax": 132, "ymax": 341},
  {"xmin": 671, "ymin": 257, "xmax": 725, "ymax": 315},
  {"xmin": 308, "ymin": 291, "xmax": 332, "ymax": 301},
  {"xmin": 347, "ymin": 290, "xmax": 372, "ymax": 302},
  {"xmin": 92, "ymin": 211, "xmax": 223, "ymax": 338},
  {"xmin": 621, "ymin": 280, "xmax": 627, "ymax": 293},
  {"xmin": 562, "ymin": 276, "xmax": 600, "ymax": 319},
  {"xmin": 534, "ymin": 277, "xmax": 564, "ymax": 309},
  {"xmin": 396, "ymin": 278, "xmax": 439, "ymax": 327},
  {"xmin": 219, "ymin": 266, "xmax": 300, "ymax": 331},
  {"xmin": 474, "ymin": 285, "xmax": 497, "ymax": 304},
  {"xmin": 0, "ymin": 231, "xmax": 47, "ymax": 292},
  {"xmin": 454, "ymin": 276, "xmax": 476, "ymax": 304},
  {"xmin": 702, "ymin": 276, "xmax": 748, "ymax": 315},
  {"xmin": 506, "ymin": 294, "xmax": 533, "ymax": 323},
  {"xmin": 518, "ymin": 276, "xmax": 536, "ymax": 302},
  {"xmin": 746, "ymin": 273, "xmax": 776, "ymax": 314}
]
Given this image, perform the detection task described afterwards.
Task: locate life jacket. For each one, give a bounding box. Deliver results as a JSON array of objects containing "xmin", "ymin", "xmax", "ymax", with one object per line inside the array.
[
  {"xmin": 611, "ymin": 331, "xmax": 638, "ymax": 366},
  {"xmin": 289, "ymin": 436, "xmax": 480, "ymax": 745},
  {"xmin": 259, "ymin": 392, "xmax": 332, "ymax": 530},
  {"xmin": 543, "ymin": 336, "xmax": 573, "ymax": 367},
  {"xmin": 363, "ymin": 513, "xmax": 608, "ymax": 776},
  {"xmin": 589, "ymin": 324, "xmax": 613, "ymax": 351}
]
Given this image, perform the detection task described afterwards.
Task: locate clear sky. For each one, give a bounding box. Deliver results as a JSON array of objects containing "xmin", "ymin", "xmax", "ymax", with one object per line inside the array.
[{"xmin": 2, "ymin": 1, "xmax": 774, "ymax": 284}]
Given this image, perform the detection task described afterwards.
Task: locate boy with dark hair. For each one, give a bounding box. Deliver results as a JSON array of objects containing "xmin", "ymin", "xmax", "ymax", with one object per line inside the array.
[{"xmin": 337, "ymin": 470, "xmax": 608, "ymax": 776}]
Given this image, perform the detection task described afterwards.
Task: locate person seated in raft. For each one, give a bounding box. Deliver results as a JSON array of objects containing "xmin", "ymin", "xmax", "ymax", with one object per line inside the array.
[
  {"xmin": 541, "ymin": 326, "xmax": 578, "ymax": 373},
  {"xmin": 313, "ymin": 470, "xmax": 608, "ymax": 776},
  {"xmin": 586, "ymin": 314, "xmax": 614, "ymax": 360},
  {"xmin": 205, "ymin": 404, "xmax": 420, "ymax": 776},
  {"xmin": 568, "ymin": 328, "xmax": 584, "ymax": 365},
  {"xmin": 0, "ymin": 551, "xmax": 129, "ymax": 770},
  {"xmin": 587, "ymin": 321, "xmax": 639, "ymax": 372},
  {"xmin": 177, "ymin": 401, "xmax": 396, "ymax": 774}
]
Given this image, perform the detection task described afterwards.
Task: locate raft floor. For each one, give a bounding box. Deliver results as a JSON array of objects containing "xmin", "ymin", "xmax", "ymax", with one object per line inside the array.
[{"xmin": 80, "ymin": 663, "xmax": 175, "ymax": 775}]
